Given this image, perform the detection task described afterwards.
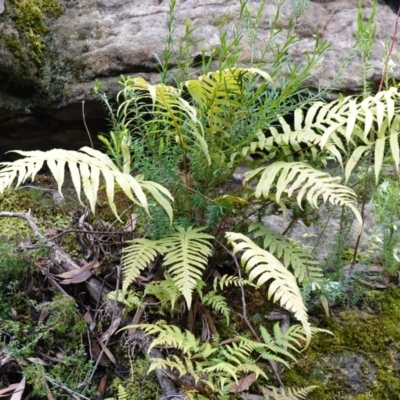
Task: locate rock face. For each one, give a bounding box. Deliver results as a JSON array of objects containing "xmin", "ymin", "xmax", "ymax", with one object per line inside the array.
[{"xmin": 0, "ymin": 0, "xmax": 399, "ymax": 156}]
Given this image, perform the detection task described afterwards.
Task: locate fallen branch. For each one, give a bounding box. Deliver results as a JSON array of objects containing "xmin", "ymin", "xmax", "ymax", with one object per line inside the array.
[{"xmin": 0, "ymin": 210, "xmax": 185, "ymax": 399}]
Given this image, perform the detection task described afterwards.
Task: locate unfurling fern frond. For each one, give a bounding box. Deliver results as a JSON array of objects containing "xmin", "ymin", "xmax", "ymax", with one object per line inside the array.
[
  {"xmin": 261, "ymin": 384, "xmax": 319, "ymax": 400},
  {"xmin": 226, "ymin": 232, "xmax": 311, "ymax": 345},
  {"xmin": 185, "ymin": 68, "xmax": 271, "ymax": 135},
  {"xmin": 0, "ymin": 147, "xmax": 174, "ymax": 222},
  {"xmin": 245, "ymin": 161, "xmax": 362, "ymax": 229},
  {"xmin": 249, "ymin": 222, "xmax": 323, "ymax": 285},
  {"xmin": 117, "ymin": 76, "xmax": 211, "ymax": 164},
  {"xmin": 122, "ymin": 238, "xmax": 166, "ymax": 292},
  {"xmin": 159, "ymin": 226, "xmax": 214, "ymax": 308}
]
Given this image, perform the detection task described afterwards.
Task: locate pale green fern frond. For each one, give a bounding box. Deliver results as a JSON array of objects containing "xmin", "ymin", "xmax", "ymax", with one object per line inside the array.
[
  {"xmin": 131, "ymin": 323, "xmax": 200, "ymax": 355},
  {"xmin": 159, "ymin": 226, "xmax": 214, "ymax": 308},
  {"xmin": 249, "ymin": 222, "xmax": 323, "ymax": 285},
  {"xmin": 121, "ymin": 238, "xmax": 166, "ymax": 292},
  {"xmin": 245, "ymin": 161, "xmax": 362, "ymax": 229},
  {"xmin": 202, "ymin": 290, "xmax": 231, "ymax": 325},
  {"xmin": 185, "ymin": 68, "xmax": 271, "ymax": 136},
  {"xmin": 0, "ymin": 147, "xmax": 173, "ymax": 222},
  {"xmin": 104, "ymin": 385, "xmax": 128, "ymax": 400},
  {"xmin": 144, "ymin": 274, "xmax": 181, "ymax": 311},
  {"xmin": 261, "ymin": 384, "xmax": 319, "ymax": 400},
  {"xmin": 213, "ymin": 275, "xmax": 253, "ymax": 291},
  {"xmin": 204, "ymin": 361, "xmax": 265, "ymax": 384},
  {"xmin": 107, "ymin": 289, "xmax": 142, "ymax": 312},
  {"xmin": 117, "ymin": 76, "xmax": 210, "ymax": 164},
  {"xmin": 226, "ymin": 232, "xmax": 311, "ymax": 345}
]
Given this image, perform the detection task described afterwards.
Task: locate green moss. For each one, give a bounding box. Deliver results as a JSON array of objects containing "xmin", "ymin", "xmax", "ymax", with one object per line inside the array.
[
  {"xmin": 0, "ymin": 0, "xmax": 62, "ymax": 84},
  {"xmin": 108, "ymin": 358, "xmax": 160, "ymax": 400},
  {"xmin": 283, "ymin": 289, "xmax": 400, "ymax": 399},
  {"xmin": 0, "ymin": 187, "xmax": 81, "ymax": 256},
  {"xmin": 12, "ymin": 0, "xmax": 62, "ymax": 64}
]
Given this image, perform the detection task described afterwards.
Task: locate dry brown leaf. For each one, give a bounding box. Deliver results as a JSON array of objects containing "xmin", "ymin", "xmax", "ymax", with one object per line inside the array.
[
  {"xmin": 10, "ymin": 308, "xmax": 17, "ymax": 320},
  {"xmin": 220, "ymin": 337, "xmax": 239, "ymax": 345},
  {"xmin": 27, "ymin": 357, "xmax": 49, "ymax": 365},
  {"xmin": 39, "ymin": 307, "xmax": 50, "ymax": 324},
  {"xmin": 121, "ymin": 213, "xmax": 138, "ymax": 233},
  {"xmin": 90, "ymin": 338, "xmax": 111, "ymax": 367},
  {"xmin": 97, "ymin": 374, "xmax": 108, "ymax": 399},
  {"xmin": 229, "ymin": 372, "xmax": 257, "ymax": 393},
  {"xmin": 0, "ymin": 383, "xmax": 19, "ymax": 397},
  {"xmin": 10, "ymin": 378, "xmax": 25, "ymax": 400},
  {"xmin": 54, "ymin": 261, "xmax": 99, "ymax": 284},
  {"xmin": 100, "ymin": 311, "xmax": 123, "ymax": 343},
  {"xmin": 96, "ymin": 338, "xmax": 116, "ymax": 365}
]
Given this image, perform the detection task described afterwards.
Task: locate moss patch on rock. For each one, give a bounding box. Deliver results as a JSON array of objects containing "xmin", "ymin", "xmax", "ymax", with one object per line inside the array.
[
  {"xmin": 0, "ymin": 0, "xmax": 63, "ymax": 89},
  {"xmin": 284, "ymin": 288, "xmax": 400, "ymax": 399},
  {"xmin": 12, "ymin": 0, "xmax": 62, "ymax": 64}
]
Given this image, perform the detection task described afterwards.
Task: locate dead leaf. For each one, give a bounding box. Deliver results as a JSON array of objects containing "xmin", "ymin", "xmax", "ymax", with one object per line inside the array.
[
  {"xmin": 0, "ymin": 383, "xmax": 19, "ymax": 397},
  {"xmin": 96, "ymin": 338, "xmax": 116, "ymax": 365},
  {"xmin": 220, "ymin": 337, "xmax": 239, "ymax": 345},
  {"xmin": 27, "ymin": 357, "xmax": 49, "ymax": 365},
  {"xmin": 100, "ymin": 312, "xmax": 123, "ymax": 343},
  {"xmin": 97, "ymin": 374, "xmax": 108, "ymax": 400},
  {"xmin": 121, "ymin": 214, "xmax": 138, "ymax": 233},
  {"xmin": 229, "ymin": 373, "xmax": 257, "ymax": 393},
  {"xmin": 54, "ymin": 261, "xmax": 99, "ymax": 284},
  {"xmin": 10, "ymin": 377, "xmax": 25, "ymax": 400},
  {"xmin": 39, "ymin": 307, "xmax": 50, "ymax": 323},
  {"xmin": 90, "ymin": 339, "xmax": 111, "ymax": 367}
]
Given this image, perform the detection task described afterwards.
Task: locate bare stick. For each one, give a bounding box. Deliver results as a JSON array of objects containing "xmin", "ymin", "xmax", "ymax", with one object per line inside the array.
[{"xmin": 82, "ymin": 100, "xmax": 94, "ymax": 149}]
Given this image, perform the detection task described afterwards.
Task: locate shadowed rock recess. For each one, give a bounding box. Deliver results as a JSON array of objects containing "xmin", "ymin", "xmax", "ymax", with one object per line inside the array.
[{"xmin": 0, "ymin": 0, "xmax": 399, "ymax": 157}]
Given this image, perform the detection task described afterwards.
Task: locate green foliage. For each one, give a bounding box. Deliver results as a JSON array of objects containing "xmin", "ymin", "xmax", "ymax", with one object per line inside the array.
[
  {"xmin": 3, "ymin": 1, "xmax": 400, "ymax": 397},
  {"xmin": 0, "ymin": 147, "xmax": 173, "ymax": 222},
  {"xmin": 226, "ymin": 232, "xmax": 311, "ymax": 344},
  {"xmin": 8, "ymin": 0, "xmax": 62, "ymax": 65},
  {"xmin": 201, "ymin": 289, "xmax": 231, "ymax": 325},
  {"xmin": 249, "ymin": 222, "xmax": 323, "ymax": 285},
  {"xmin": 372, "ymin": 181, "xmax": 400, "ymax": 272},
  {"xmin": 0, "ymin": 293, "xmax": 94, "ymax": 399},
  {"xmin": 128, "ymin": 321, "xmax": 309, "ymax": 397},
  {"xmin": 122, "ymin": 226, "xmax": 213, "ymax": 307}
]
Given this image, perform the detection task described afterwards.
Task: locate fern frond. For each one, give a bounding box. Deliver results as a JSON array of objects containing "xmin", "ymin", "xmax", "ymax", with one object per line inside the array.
[
  {"xmin": 249, "ymin": 222, "xmax": 323, "ymax": 284},
  {"xmin": 107, "ymin": 289, "xmax": 142, "ymax": 311},
  {"xmin": 261, "ymin": 384, "xmax": 319, "ymax": 400},
  {"xmin": 213, "ymin": 275, "xmax": 253, "ymax": 291},
  {"xmin": 144, "ymin": 275, "xmax": 181, "ymax": 310},
  {"xmin": 104, "ymin": 384, "xmax": 128, "ymax": 400},
  {"xmin": 131, "ymin": 323, "xmax": 200, "ymax": 355},
  {"xmin": 245, "ymin": 161, "xmax": 362, "ymax": 229},
  {"xmin": 0, "ymin": 147, "xmax": 174, "ymax": 222},
  {"xmin": 122, "ymin": 238, "xmax": 166, "ymax": 291},
  {"xmin": 226, "ymin": 232, "xmax": 311, "ymax": 345},
  {"xmin": 202, "ymin": 290, "xmax": 231, "ymax": 325},
  {"xmin": 117, "ymin": 76, "xmax": 211, "ymax": 164},
  {"xmin": 159, "ymin": 226, "xmax": 214, "ymax": 308},
  {"xmin": 184, "ymin": 68, "xmax": 272, "ymax": 167}
]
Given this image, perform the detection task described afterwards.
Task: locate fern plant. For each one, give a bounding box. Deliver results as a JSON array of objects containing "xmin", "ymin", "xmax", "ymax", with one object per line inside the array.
[
  {"xmin": 0, "ymin": 147, "xmax": 173, "ymax": 222},
  {"xmin": 127, "ymin": 321, "xmax": 309, "ymax": 398},
  {"xmin": 3, "ymin": 67, "xmax": 400, "ymax": 399}
]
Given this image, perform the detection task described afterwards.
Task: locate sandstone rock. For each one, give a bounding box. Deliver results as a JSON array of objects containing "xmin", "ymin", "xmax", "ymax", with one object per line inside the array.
[{"xmin": 0, "ymin": 0, "xmax": 399, "ymax": 155}]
